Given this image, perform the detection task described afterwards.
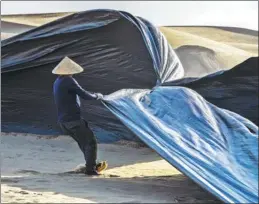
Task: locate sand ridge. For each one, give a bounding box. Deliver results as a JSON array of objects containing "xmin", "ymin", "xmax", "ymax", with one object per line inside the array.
[{"xmin": 160, "ymin": 27, "xmax": 258, "ymax": 70}]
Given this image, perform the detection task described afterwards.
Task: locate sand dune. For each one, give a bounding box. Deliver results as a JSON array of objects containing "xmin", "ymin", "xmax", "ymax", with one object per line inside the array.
[
  {"xmin": 1, "ymin": 21, "xmax": 35, "ymax": 40},
  {"xmin": 166, "ymin": 27, "xmax": 258, "ymax": 44},
  {"xmin": 164, "ymin": 27, "xmax": 258, "ymax": 56},
  {"xmin": 175, "ymin": 45, "xmax": 224, "ymax": 78},
  {"xmin": 213, "ymin": 26, "xmax": 258, "ymax": 37},
  {"xmin": 1, "ymin": 32, "xmax": 16, "ymax": 40},
  {"xmin": 226, "ymin": 42, "xmax": 258, "ymax": 54},
  {"xmin": 160, "ymin": 27, "xmax": 257, "ymax": 69},
  {"xmin": 1, "ymin": 133, "xmax": 219, "ymax": 203},
  {"xmin": 1, "ymin": 13, "xmax": 72, "ymax": 27}
]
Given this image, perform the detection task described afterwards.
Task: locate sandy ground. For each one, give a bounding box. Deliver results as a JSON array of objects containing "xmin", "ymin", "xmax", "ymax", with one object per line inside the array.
[{"xmin": 1, "ymin": 133, "xmax": 219, "ymax": 203}]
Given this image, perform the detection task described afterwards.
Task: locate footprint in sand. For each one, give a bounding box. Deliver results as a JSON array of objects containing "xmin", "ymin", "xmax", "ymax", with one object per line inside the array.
[{"xmin": 18, "ymin": 191, "xmax": 29, "ymax": 195}]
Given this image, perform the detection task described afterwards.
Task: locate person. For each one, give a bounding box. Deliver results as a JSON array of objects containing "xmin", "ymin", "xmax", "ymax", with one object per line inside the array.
[{"xmin": 52, "ymin": 56, "xmax": 106, "ymax": 176}]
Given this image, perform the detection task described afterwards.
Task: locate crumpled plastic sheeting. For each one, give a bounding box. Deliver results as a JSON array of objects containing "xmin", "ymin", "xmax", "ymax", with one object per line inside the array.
[
  {"xmin": 120, "ymin": 12, "xmax": 184, "ymax": 84},
  {"xmin": 103, "ymin": 87, "xmax": 258, "ymax": 204},
  {"xmin": 103, "ymin": 11, "xmax": 258, "ymax": 203},
  {"xmin": 1, "ymin": 9, "xmax": 258, "ymax": 203},
  {"xmin": 164, "ymin": 57, "xmax": 258, "ymax": 126}
]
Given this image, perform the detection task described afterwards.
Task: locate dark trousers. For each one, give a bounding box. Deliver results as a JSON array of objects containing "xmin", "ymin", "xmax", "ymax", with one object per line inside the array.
[{"xmin": 59, "ymin": 119, "xmax": 97, "ymax": 171}]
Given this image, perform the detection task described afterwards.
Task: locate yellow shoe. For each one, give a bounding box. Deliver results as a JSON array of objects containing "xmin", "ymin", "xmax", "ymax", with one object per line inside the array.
[{"xmin": 96, "ymin": 161, "xmax": 108, "ymax": 173}]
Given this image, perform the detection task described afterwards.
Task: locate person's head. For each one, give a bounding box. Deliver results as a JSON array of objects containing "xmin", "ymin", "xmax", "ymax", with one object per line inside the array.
[{"xmin": 52, "ymin": 57, "xmax": 84, "ymax": 76}]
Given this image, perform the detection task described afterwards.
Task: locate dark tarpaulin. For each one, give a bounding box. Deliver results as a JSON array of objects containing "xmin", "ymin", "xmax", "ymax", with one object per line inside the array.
[
  {"xmin": 1, "ymin": 9, "xmax": 258, "ymax": 203},
  {"xmin": 1, "ymin": 10, "xmax": 158, "ymax": 141},
  {"xmin": 163, "ymin": 57, "xmax": 259, "ymax": 126}
]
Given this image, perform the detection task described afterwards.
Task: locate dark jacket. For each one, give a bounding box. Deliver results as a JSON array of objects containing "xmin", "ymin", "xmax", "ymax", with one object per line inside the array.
[{"xmin": 53, "ymin": 76, "xmax": 97, "ymax": 123}]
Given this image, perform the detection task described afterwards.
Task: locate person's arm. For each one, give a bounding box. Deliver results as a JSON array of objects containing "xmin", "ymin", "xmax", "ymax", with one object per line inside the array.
[{"xmin": 68, "ymin": 78, "xmax": 102, "ymax": 100}]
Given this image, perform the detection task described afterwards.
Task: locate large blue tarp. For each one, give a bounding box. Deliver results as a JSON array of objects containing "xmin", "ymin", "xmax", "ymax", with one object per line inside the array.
[
  {"xmin": 1, "ymin": 9, "xmax": 258, "ymax": 203},
  {"xmin": 102, "ymin": 11, "xmax": 258, "ymax": 203},
  {"xmin": 103, "ymin": 87, "xmax": 258, "ymax": 203}
]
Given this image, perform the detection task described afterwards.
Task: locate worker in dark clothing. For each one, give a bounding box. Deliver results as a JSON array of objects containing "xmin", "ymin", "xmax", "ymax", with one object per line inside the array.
[{"xmin": 52, "ymin": 57, "xmax": 107, "ymax": 176}]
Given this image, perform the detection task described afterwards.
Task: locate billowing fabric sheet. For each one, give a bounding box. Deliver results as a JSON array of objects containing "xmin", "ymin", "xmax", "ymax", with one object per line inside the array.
[
  {"xmin": 164, "ymin": 57, "xmax": 259, "ymax": 126},
  {"xmin": 1, "ymin": 9, "xmax": 258, "ymax": 203},
  {"xmin": 103, "ymin": 87, "xmax": 258, "ymax": 203}
]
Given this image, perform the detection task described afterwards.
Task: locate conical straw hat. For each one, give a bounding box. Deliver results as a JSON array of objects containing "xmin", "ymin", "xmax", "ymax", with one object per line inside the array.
[{"xmin": 52, "ymin": 57, "xmax": 84, "ymax": 75}]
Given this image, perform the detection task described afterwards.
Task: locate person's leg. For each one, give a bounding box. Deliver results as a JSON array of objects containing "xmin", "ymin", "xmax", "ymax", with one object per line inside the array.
[
  {"xmin": 59, "ymin": 120, "xmax": 98, "ymax": 174},
  {"xmin": 59, "ymin": 121, "xmax": 87, "ymax": 162},
  {"xmin": 60, "ymin": 121, "xmax": 81, "ymax": 142},
  {"xmin": 76, "ymin": 119, "xmax": 97, "ymax": 172}
]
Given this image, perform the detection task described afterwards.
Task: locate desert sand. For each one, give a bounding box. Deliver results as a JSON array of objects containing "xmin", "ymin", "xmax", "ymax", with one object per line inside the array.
[
  {"xmin": 1, "ymin": 12, "xmax": 72, "ymax": 27},
  {"xmin": 160, "ymin": 27, "xmax": 258, "ymax": 69},
  {"xmin": 1, "ymin": 32, "xmax": 16, "ymax": 40},
  {"xmin": 1, "ymin": 133, "xmax": 219, "ymax": 203}
]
